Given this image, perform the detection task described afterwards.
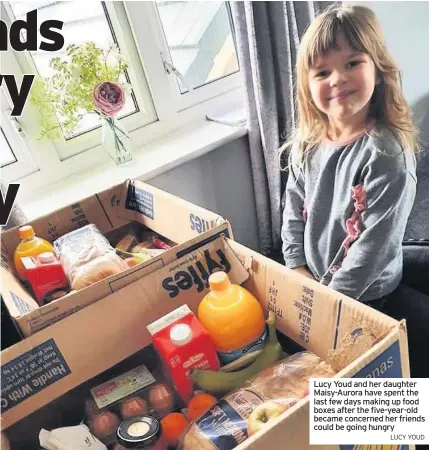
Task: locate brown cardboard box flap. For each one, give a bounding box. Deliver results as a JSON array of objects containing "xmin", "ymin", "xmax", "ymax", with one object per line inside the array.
[
  {"xmin": 1, "ymin": 191, "xmax": 116, "ymax": 256},
  {"xmin": 119, "ymin": 179, "xmax": 229, "ymax": 244},
  {"xmin": 226, "ymin": 239, "xmax": 398, "ymax": 362}
]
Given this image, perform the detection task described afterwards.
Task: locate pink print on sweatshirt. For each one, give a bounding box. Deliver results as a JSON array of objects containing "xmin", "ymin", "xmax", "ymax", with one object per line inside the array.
[
  {"xmin": 329, "ymin": 264, "xmax": 341, "ymax": 274},
  {"xmin": 343, "ymin": 184, "xmax": 367, "ymax": 251}
]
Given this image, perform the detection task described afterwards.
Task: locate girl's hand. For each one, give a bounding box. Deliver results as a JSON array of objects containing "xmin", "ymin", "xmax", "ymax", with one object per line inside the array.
[{"xmin": 293, "ymin": 266, "xmax": 315, "ymax": 280}]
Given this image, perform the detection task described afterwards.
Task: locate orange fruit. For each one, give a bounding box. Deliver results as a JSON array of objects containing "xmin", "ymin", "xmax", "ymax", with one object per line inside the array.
[
  {"xmin": 187, "ymin": 393, "xmax": 217, "ymax": 422},
  {"xmin": 160, "ymin": 412, "xmax": 189, "ymax": 447}
]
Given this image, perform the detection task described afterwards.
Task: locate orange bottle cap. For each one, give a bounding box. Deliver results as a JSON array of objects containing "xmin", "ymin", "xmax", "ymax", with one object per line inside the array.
[
  {"xmin": 208, "ymin": 271, "xmax": 231, "ymax": 291},
  {"xmin": 19, "ymin": 225, "xmax": 35, "ymax": 240}
]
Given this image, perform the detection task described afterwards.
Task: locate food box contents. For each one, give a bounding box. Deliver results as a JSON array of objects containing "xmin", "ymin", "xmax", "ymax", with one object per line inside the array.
[
  {"xmin": 115, "ymin": 230, "xmax": 139, "ymax": 253},
  {"xmin": 86, "ymin": 364, "xmax": 177, "ymax": 447},
  {"xmin": 180, "ymin": 352, "xmax": 335, "ymax": 450}
]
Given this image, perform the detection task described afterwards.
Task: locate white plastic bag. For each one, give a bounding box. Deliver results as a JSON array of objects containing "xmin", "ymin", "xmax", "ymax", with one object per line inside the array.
[{"xmin": 39, "ymin": 424, "xmax": 107, "ymax": 449}]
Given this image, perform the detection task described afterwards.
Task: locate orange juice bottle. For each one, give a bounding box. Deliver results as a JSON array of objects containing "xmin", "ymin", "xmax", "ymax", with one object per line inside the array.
[
  {"xmin": 197, "ymin": 271, "xmax": 266, "ymax": 365},
  {"xmin": 13, "ymin": 225, "xmax": 55, "ymax": 281}
]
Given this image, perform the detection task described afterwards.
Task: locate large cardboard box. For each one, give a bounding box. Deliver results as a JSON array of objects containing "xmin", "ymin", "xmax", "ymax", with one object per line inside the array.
[
  {"xmin": 0, "ymin": 179, "xmax": 232, "ymax": 337},
  {"xmin": 0, "ymin": 237, "xmax": 413, "ymax": 450}
]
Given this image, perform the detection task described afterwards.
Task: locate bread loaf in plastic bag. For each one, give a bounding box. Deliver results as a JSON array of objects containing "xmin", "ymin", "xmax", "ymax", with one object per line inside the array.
[{"xmin": 54, "ymin": 224, "xmax": 128, "ymax": 290}]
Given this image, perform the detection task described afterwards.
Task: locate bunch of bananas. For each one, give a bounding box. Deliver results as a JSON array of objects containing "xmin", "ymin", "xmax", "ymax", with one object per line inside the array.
[{"xmin": 190, "ymin": 312, "xmax": 283, "ymax": 395}]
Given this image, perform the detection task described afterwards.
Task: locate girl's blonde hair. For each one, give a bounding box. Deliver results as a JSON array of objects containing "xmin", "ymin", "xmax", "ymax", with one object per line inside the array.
[{"xmin": 285, "ymin": 4, "xmax": 420, "ymax": 160}]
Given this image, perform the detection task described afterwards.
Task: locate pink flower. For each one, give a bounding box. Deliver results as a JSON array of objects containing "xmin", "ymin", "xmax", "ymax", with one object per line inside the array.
[
  {"xmin": 93, "ymin": 82, "xmax": 125, "ymax": 117},
  {"xmin": 330, "ymin": 264, "xmax": 341, "ymax": 274},
  {"xmin": 343, "ymin": 211, "xmax": 362, "ymax": 250},
  {"xmin": 352, "ymin": 184, "xmax": 367, "ymax": 213}
]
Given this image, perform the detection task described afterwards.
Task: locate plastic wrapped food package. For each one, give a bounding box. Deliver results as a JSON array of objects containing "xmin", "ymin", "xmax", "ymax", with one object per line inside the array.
[
  {"xmin": 54, "ymin": 224, "xmax": 128, "ymax": 290},
  {"xmin": 180, "ymin": 351, "xmax": 336, "ymax": 450}
]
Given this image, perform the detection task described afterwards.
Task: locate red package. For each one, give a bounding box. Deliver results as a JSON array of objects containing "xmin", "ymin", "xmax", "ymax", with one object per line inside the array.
[
  {"xmin": 147, "ymin": 305, "xmax": 220, "ymax": 403},
  {"xmin": 22, "ymin": 252, "xmax": 70, "ymax": 306},
  {"xmin": 152, "ymin": 238, "xmax": 172, "ymax": 250}
]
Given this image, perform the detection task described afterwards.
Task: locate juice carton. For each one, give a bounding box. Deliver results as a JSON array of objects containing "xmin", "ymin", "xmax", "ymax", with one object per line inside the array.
[
  {"xmin": 147, "ymin": 305, "xmax": 220, "ymax": 403},
  {"xmin": 22, "ymin": 252, "xmax": 70, "ymax": 306}
]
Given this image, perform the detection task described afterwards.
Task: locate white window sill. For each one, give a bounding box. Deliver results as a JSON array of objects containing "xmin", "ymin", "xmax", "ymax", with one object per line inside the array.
[{"xmin": 19, "ymin": 120, "xmax": 248, "ymax": 222}]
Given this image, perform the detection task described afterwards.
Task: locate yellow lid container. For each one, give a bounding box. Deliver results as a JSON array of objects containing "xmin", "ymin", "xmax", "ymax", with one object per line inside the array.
[{"xmin": 198, "ymin": 271, "xmax": 266, "ymax": 364}]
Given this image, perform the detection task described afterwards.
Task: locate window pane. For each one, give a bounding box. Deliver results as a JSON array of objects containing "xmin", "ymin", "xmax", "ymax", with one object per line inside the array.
[
  {"xmin": 0, "ymin": 128, "xmax": 17, "ymax": 167},
  {"xmin": 156, "ymin": 1, "xmax": 239, "ymax": 93},
  {"xmin": 9, "ymin": 1, "xmax": 139, "ymax": 139}
]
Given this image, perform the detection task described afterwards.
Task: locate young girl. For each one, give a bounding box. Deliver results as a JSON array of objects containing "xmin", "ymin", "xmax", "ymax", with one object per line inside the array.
[{"xmin": 281, "ymin": 6, "xmax": 427, "ymax": 376}]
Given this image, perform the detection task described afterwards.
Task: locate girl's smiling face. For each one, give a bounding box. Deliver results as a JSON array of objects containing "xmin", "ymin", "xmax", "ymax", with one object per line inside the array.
[{"xmin": 308, "ymin": 34, "xmax": 378, "ymax": 127}]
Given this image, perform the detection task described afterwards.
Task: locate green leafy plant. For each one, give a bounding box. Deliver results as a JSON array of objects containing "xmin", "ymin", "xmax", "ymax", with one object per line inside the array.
[{"xmin": 30, "ymin": 41, "xmax": 129, "ymax": 141}]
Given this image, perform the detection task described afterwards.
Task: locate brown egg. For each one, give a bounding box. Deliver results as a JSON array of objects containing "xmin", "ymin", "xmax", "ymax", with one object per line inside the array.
[
  {"xmin": 90, "ymin": 410, "xmax": 121, "ymax": 439},
  {"xmin": 148, "ymin": 383, "xmax": 175, "ymax": 416},
  {"xmin": 119, "ymin": 396, "xmax": 149, "ymax": 419}
]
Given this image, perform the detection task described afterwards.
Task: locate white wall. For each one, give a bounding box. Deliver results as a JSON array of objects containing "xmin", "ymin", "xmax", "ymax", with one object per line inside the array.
[
  {"xmin": 148, "ymin": 135, "xmax": 260, "ymax": 251},
  {"xmin": 345, "ymin": 1, "xmax": 429, "ymax": 145}
]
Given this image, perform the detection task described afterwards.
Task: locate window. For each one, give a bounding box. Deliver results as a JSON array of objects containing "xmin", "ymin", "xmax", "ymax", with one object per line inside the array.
[
  {"xmin": 156, "ymin": 1, "xmax": 239, "ymax": 93},
  {"xmin": 9, "ymin": 1, "xmax": 141, "ymax": 140},
  {"xmin": 2, "ymin": 1, "xmax": 242, "ymax": 189},
  {"xmin": 6, "ymin": 1, "xmax": 157, "ymax": 161}
]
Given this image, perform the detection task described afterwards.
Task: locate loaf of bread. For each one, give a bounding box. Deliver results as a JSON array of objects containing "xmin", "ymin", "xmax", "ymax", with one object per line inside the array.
[
  {"xmin": 71, "ymin": 252, "xmax": 128, "ymax": 290},
  {"xmin": 54, "ymin": 224, "xmax": 128, "ymax": 290},
  {"xmin": 250, "ymin": 352, "xmax": 335, "ymax": 402},
  {"xmin": 180, "ymin": 352, "xmax": 335, "ymax": 450}
]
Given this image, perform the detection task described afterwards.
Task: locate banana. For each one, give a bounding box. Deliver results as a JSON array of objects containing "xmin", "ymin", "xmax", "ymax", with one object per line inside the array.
[
  {"xmin": 219, "ymin": 349, "xmax": 263, "ymax": 373},
  {"xmin": 190, "ymin": 311, "xmax": 283, "ymax": 395},
  {"xmin": 115, "ymin": 248, "xmax": 151, "ymax": 262}
]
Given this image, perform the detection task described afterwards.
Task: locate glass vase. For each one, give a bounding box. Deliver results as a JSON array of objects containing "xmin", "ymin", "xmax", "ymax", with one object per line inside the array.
[{"xmin": 101, "ymin": 116, "xmax": 132, "ymax": 166}]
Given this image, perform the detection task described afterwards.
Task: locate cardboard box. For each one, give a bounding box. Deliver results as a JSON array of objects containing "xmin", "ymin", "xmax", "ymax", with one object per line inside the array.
[
  {"xmin": 1, "ymin": 238, "xmax": 413, "ymax": 450},
  {"xmin": 0, "ymin": 179, "xmax": 232, "ymax": 337}
]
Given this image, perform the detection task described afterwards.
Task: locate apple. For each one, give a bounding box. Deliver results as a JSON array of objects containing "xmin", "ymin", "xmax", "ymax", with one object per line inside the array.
[
  {"xmin": 247, "ymin": 401, "xmax": 287, "ymax": 436},
  {"xmin": 125, "ymin": 257, "xmax": 141, "ymax": 267}
]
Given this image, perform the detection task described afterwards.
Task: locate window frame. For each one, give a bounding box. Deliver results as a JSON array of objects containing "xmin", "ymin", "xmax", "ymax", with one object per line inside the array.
[
  {"xmin": 1, "ymin": 89, "xmax": 38, "ymax": 181},
  {"xmin": 1, "ymin": 1, "xmax": 243, "ymax": 189},
  {"xmin": 0, "ymin": 128, "xmax": 17, "ymax": 167}
]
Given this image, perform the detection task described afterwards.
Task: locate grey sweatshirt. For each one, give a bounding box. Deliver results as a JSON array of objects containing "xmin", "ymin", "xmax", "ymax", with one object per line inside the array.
[{"xmin": 281, "ymin": 127, "xmax": 417, "ymax": 302}]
